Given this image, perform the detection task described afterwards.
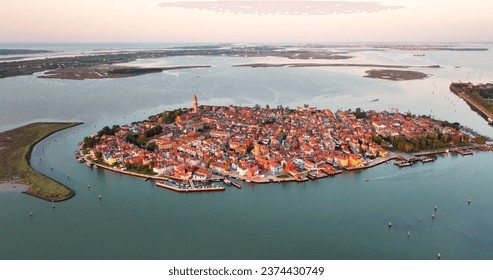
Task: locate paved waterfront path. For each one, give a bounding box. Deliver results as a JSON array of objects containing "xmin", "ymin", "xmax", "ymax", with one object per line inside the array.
[{"xmin": 0, "ymin": 182, "xmax": 29, "ymax": 193}]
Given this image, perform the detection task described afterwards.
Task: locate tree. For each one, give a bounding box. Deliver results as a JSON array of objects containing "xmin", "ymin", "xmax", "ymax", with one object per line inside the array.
[
  {"xmin": 440, "ymin": 134, "xmax": 450, "ymax": 143},
  {"xmin": 137, "ymin": 134, "xmax": 147, "ymax": 147},
  {"xmin": 265, "ymin": 104, "xmax": 270, "ymax": 109},
  {"xmin": 371, "ymin": 134, "xmax": 383, "ymax": 145},
  {"xmin": 354, "ymin": 107, "xmax": 367, "ymax": 119},
  {"xmin": 82, "ymin": 136, "xmax": 100, "ymax": 149},
  {"xmin": 475, "ymin": 136, "xmax": 487, "ymax": 144},
  {"xmin": 144, "ymin": 125, "xmax": 163, "ymax": 138},
  {"xmin": 146, "ymin": 141, "xmax": 157, "ymax": 151},
  {"xmin": 95, "ymin": 151, "xmax": 103, "ymax": 160}
]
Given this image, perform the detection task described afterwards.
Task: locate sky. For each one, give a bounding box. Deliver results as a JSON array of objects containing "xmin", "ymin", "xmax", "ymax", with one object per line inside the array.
[{"xmin": 0, "ymin": 0, "xmax": 492, "ymax": 43}]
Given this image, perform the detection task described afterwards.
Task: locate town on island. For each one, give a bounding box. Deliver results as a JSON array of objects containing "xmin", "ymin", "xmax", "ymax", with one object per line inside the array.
[{"xmin": 77, "ymin": 95, "xmax": 490, "ymax": 192}]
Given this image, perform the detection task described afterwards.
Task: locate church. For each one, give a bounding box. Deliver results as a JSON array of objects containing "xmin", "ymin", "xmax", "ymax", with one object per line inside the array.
[{"xmin": 175, "ymin": 95, "xmax": 204, "ymax": 131}]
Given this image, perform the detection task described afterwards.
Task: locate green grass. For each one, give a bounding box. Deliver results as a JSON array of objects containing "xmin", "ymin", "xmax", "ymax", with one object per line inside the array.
[{"xmin": 0, "ymin": 122, "xmax": 82, "ymax": 200}]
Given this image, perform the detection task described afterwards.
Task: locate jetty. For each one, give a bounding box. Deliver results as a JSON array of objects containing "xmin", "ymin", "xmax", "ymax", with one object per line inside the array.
[{"xmin": 224, "ymin": 178, "xmax": 241, "ymax": 189}]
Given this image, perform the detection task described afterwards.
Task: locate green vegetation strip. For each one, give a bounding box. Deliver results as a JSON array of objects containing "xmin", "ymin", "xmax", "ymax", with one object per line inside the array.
[{"xmin": 0, "ymin": 122, "xmax": 82, "ymax": 201}]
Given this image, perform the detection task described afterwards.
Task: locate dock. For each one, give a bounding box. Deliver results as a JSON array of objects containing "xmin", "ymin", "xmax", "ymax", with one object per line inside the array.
[
  {"xmin": 307, "ymin": 171, "xmax": 329, "ymax": 180},
  {"xmin": 419, "ymin": 156, "xmax": 436, "ymax": 163},
  {"xmin": 156, "ymin": 181, "xmax": 225, "ymax": 193},
  {"xmin": 450, "ymin": 148, "xmax": 474, "ymax": 156},
  {"xmin": 224, "ymin": 178, "xmax": 241, "ymax": 189},
  {"xmin": 296, "ymin": 176, "xmax": 309, "ymax": 182},
  {"xmin": 394, "ymin": 160, "xmax": 413, "ymax": 168}
]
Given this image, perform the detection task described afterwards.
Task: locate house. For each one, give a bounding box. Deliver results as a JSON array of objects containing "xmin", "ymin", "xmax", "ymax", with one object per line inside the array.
[
  {"xmin": 210, "ymin": 162, "xmax": 228, "ymax": 174},
  {"xmin": 348, "ymin": 154, "xmax": 362, "ymax": 167},
  {"xmin": 333, "ymin": 154, "xmax": 349, "ymax": 167},
  {"xmin": 193, "ymin": 168, "xmax": 210, "ymax": 180},
  {"xmin": 269, "ymin": 160, "xmax": 283, "ymax": 174}
]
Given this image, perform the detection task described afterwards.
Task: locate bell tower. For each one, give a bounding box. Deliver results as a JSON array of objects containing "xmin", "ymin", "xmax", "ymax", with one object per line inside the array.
[{"xmin": 193, "ymin": 94, "xmax": 198, "ymax": 113}]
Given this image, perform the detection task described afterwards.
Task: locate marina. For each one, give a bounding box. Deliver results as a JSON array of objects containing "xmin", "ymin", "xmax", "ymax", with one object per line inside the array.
[{"xmin": 156, "ymin": 180, "xmax": 225, "ymax": 192}]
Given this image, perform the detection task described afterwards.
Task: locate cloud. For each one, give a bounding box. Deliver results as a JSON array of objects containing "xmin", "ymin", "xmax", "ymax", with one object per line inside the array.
[{"xmin": 158, "ymin": 0, "xmax": 405, "ymax": 16}]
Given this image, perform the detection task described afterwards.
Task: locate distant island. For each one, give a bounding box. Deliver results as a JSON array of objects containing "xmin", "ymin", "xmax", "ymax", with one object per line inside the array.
[
  {"xmin": 1, "ymin": 44, "xmax": 482, "ymax": 80},
  {"xmin": 0, "ymin": 49, "xmax": 53, "ymax": 55},
  {"xmin": 233, "ymin": 63, "xmax": 435, "ymax": 81},
  {"xmin": 40, "ymin": 65, "xmax": 211, "ymax": 80},
  {"xmin": 0, "ymin": 45, "xmax": 351, "ymax": 80},
  {"xmin": 364, "ymin": 69, "xmax": 431, "ymax": 81},
  {"xmin": 78, "ymin": 96, "xmax": 489, "ymax": 192},
  {"xmin": 0, "ymin": 122, "xmax": 81, "ymax": 201}
]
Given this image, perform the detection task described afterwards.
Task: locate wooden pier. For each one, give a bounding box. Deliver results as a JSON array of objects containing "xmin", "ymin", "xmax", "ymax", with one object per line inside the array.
[
  {"xmin": 224, "ymin": 178, "xmax": 242, "ymax": 189},
  {"xmin": 450, "ymin": 148, "xmax": 474, "ymax": 156}
]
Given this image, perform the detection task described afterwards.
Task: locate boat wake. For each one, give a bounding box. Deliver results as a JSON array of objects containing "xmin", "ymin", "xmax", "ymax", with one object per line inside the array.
[{"xmin": 367, "ymin": 167, "xmax": 435, "ymax": 181}]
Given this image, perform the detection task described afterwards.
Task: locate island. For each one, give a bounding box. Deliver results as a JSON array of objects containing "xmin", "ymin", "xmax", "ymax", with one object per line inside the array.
[
  {"xmin": 0, "ymin": 122, "xmax": 81, "ymax": 201},
  {"xmin": 233, "ymin": 63, "xmax": 435, "ymax": 81},
  {"xmin": 364, "ymin": 69, "xmax": 431, "ymax": 81},
  {"xmin": 0, "ymin": 45, "xmax": 351, "ymax": 80},
  {"xmin": 450, "ymin": 82, "xmax": 493, "ymax": 125},
  {"xmin": 1, "ymin": 44, "xmax": 485, "ymax": 80},
  {"xmin": 40, "ymin": 65, "xmax": 211, "ymax": 80},
  {"xmin": 0, "ymin": 49, "xmax": 53, "ymax": 55},
  {"xmin": 78, "ymin": 96, "xmax": 489, "ymax": 192}
]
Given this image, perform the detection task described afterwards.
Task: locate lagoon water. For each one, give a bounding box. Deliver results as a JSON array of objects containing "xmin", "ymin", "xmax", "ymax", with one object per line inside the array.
[{"xmin": 1, "ymin": 43, "xmax": 493, "ymax": 259}]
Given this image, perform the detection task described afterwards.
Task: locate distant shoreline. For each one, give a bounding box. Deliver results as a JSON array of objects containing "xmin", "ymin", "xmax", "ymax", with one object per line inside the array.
[
  {"xmin": 232, "ymin": 62, "xmax": 412, "ymax": 68},
  {"xmin": 40, "ymin": 65, "xmax": 211, "ymax": 80},
  {"xmin": 0, "ymin": 49, "xmax": 53, "ymax": 55}
]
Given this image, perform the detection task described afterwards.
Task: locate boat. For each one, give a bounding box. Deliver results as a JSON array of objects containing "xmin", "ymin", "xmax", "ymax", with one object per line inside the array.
[
  {"xmin": 370, "ymin": 98, "xmax": 379, "ymax": 102},
  {"xmin": 420, "ymin": 157, "xmax": 435, "ymax": 163},
  {"xmin": 365, "ymin": 178, "xmax": 369, "ymax": 182},
  {"xmin": 86, "ymin": 162, "xmax": 93, "ymax": 167},
  {"xmin": 394, "ymin": 161, "xmax": 412, "ymax": 167},
  {"xmin": 223, "ymin": 178, "xmax": 232, "ymax": 185},
  {"xmin": 77, "ymin": 157, "xmax": 85, "ymax": 163}
]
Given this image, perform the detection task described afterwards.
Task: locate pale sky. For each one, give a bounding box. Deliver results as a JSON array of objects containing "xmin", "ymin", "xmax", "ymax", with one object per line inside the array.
[{"xmin": 0, "ymin": 0, "xmax": 492, "ymax": 43}]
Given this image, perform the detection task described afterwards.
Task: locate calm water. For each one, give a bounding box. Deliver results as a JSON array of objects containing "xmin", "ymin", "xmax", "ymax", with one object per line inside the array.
[{"xmin": 1, "ymin": 43, "xmax": 493, "ymax": 259}]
